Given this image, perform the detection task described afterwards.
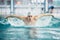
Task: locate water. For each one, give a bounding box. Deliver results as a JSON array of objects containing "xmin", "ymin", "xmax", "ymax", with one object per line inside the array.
[{"xmin": 0, "ymin": 16, "xmax": 60, "ymax": 40}]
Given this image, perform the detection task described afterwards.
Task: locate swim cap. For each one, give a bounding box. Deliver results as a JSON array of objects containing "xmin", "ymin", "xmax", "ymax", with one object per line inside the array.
[{"xmin": 28, "ymin": 12, "xmax": 32, "ymax": 16}]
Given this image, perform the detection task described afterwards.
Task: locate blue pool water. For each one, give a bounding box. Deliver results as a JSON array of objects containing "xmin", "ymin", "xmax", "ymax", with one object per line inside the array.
[{"xmin": 0, "ymin": 16, "xmax": 60, "ymax": 40}]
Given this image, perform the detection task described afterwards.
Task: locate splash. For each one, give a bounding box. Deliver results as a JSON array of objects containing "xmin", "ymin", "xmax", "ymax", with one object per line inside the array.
[
  {"xmin": 6, "ymin": 16, "xmax": 52, "ymax": 27},
  {"xmin": 7, "ymin": 17, "xmax": 25, "ymax": 26},
  {"xmin": 6, "ymin": 16, "xmax": 60, "ymax": 27},
  {"xmin": 35, "ymin": 16, "xmax": 52, "ymax": 27},
  {"xmin": 0, "ymin": 15, "xmax": 60, "ymax": 27}
]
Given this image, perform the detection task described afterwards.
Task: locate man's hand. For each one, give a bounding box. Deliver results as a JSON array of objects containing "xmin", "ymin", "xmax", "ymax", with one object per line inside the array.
[{"xmin": 5, "ymin": 15, "xmax": 26, "ymax": 20}]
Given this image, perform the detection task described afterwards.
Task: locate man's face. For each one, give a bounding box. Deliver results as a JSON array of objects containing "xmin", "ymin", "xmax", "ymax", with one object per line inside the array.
[
  {"xmin": 28, "ymin": 15, "xmax": 32, "ymax": 18},
  {"xmin": 27, "ymin": 15, "xmax": 32, "ymax": 21}
]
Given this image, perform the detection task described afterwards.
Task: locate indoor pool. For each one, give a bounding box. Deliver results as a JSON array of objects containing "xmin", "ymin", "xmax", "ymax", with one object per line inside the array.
[{"xmin": 0, "ymin": 15, "xmax": 60, "ymax": 40}]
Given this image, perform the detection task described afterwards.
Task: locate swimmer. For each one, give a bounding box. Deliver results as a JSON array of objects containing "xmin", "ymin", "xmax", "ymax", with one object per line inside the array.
[{"xmin": 6, "ymin": 12, "xmax": 54, "ymax": 25}]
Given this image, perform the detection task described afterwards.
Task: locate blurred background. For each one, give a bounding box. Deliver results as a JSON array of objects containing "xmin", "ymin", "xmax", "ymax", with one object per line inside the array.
[{"xmin": 0, "ymin": 0, "xmax": 60, "ymax": 16}]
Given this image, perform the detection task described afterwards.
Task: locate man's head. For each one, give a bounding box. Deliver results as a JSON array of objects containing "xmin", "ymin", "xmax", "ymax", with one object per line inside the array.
[{"xmin": 27, "ymin": 12, "xmax": 32, "ymax": 18}]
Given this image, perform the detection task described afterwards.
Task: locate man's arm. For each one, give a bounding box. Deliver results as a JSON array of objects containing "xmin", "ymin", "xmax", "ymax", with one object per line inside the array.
[
  {"xmin": 41, "ymin": 14, "xmax": 54, "ymax": 17},
  {"xmin": 34, "ymin": 14, "xmax": 54, "ymax": 19},
  {"xmin": 5, "ymin": 15, "xmax": 26, "ymax": 20}
]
